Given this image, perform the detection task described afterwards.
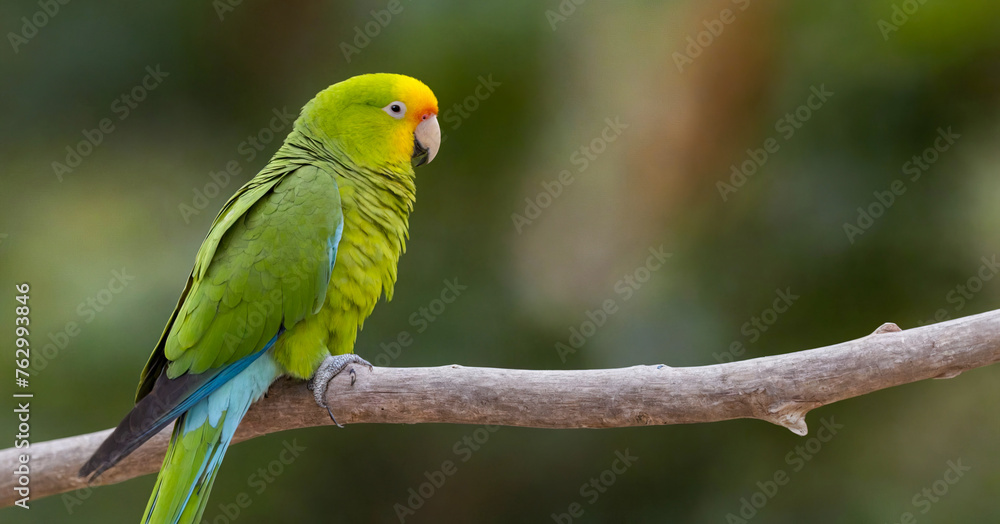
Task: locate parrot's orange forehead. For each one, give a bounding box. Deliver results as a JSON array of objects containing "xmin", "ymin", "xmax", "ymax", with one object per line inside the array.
[{"xmin": 392, "ymin": 75, "xmax": 438, "ymax": 123}]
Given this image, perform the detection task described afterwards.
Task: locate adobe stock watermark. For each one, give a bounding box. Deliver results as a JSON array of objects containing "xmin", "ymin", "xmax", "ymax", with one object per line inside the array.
[
  {"xmin": 441, "ymin": 75, "xmax": 500, "ymax": 135},
  {"xmin": 370, "ymin": 278, "xmax": 466, "ymax": 366},
  {"xmin": 842, "ymin": 126, "xmax": 959, "ymax": 244},
  {"xmin": 340, "ymin": 0, "xmax": 410, "ymax": 63},
  {"xmin": 394, "ymin": 425, "xmax": 500, "ymax": 522},
  {"xmin": 724, "ymin": 417, "xmax": 844, "ymax": 523},
  {"xmin": 673, "ymin": 0, "xmax": 751, "ymax": 73},
  {"xmin": 886, "ymin": 459, "xmax": 971, "ymax": 524},
  {"xmin": 212, "ymin": 0, "xmax": 245, "ymax": 21},
  {"xmin": 51, "ymin": 65, "xmax": 170, "ymax": 182},
  {"xmin": 878, "ymin": 0, "xmax": 931, "ymax": 41},
  {"xmin": 197, "ymin": 439, "xmax": 307, "ymax": 523},
  {"xmin": 30, "ymin": 268, "xmax": 135, "ymax": 373},
  {"xmin": 545, "ymin": 0, "xmax": 587, "ymax": 31},
  {"xmin": 550, "ymin": 448, "xmax": 639, "ymax": 523},
  {"xmin": 716, "ymin": 84, "xmax": 834, "ymax": 201},
  {"xmin": 713, "ymin": 287, "xmax": 799, "ymax": 363},
  {"xmin": 178, "ymin": 107, "xmax": 297, "ymax": 223},
  {"xmin": 555, "ymin": 246, "xmax": 672, "ymax": 363},
  {"xmin": 512, "ymin": 116, "xmax": 628, "ymax": 233},
  {"xmin": 915, "ymin": 254, "xmax": 999, "ymax": 326},
  {"xmin": 6, "ymin": 0, "xmax": 70, "ymax": 54}
]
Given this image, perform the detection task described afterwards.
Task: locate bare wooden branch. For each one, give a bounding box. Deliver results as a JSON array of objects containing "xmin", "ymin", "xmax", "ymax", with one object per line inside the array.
[{"xmin": 4, "ymin": 308, "xmax": 1000, "ymax": 508}]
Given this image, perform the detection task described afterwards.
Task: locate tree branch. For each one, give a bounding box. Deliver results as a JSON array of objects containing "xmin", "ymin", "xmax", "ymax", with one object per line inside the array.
[{"xmin": 4, "ymin": 309, "xmax": 1000, "ymax": 508}]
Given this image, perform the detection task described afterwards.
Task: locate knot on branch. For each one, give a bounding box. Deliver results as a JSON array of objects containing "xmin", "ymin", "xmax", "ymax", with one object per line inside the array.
[{"xmin": 763, "ymin": 401, "xmax": 823, "ymax": 436}]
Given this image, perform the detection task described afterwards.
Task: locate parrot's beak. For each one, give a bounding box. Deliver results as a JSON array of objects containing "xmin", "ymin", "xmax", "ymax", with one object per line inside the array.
[{"xmin": 412, "ymin": 114, "xmax": 440, "ymax": 168}]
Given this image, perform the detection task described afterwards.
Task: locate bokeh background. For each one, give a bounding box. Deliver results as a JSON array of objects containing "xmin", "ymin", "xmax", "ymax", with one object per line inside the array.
[{"xmin": 3, "ymin": 0, "xmax": 1000, "ymax": 522}]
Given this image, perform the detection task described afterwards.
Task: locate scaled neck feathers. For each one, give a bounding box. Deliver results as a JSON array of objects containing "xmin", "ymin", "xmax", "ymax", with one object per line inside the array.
[{"xmin": 271, "ymin": 126, "xmax": 416, "ymax": 302}]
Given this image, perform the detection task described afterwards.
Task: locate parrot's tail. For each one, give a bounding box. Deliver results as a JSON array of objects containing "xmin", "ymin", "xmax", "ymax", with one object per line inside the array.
[{"xmin": 141, "ymin": 353, "xmax": 281, "ymax": 524}]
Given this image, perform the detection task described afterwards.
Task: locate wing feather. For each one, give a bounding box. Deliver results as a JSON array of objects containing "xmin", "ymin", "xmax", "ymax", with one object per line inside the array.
[{"xmin": 139, "ymin": 164, "xmax": 342, "ymax": 393}]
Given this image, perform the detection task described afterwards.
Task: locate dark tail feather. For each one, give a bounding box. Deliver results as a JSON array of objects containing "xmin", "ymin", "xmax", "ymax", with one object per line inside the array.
[
  {"xmin": 79, "ymin": 370, "xmax": 207, "ymax": 479},
  {"xmin": 79, "ymin": 343, "xmax": 275, "ymax": 480}
]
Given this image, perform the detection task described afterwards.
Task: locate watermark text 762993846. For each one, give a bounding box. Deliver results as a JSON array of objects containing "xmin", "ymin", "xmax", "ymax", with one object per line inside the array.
[{"xmin": 13, "ymin": 282, "xmax": 33, "ymax": 509}]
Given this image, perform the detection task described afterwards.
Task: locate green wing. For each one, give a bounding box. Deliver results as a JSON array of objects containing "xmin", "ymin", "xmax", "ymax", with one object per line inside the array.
[{"xmin": 136, "ymin": 164, "xmax": 342, "ymax": 400}]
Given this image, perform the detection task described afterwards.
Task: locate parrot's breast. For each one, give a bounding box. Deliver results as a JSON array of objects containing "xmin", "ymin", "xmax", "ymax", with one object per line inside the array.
[{"xmin": 272, "ymin": 167, "xmax": 415, "ymax": 379}]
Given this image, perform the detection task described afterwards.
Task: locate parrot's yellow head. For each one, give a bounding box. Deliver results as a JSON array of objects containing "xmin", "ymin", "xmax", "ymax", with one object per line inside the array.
[{"xmin": 300, "ymin": 73, "xmax": 440, "ymax": 172}]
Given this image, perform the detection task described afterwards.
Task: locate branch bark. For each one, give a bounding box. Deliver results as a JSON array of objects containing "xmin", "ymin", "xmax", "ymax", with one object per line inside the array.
[{"xmin": 4, "ymin": 309, "xmax": 1000, "ymax": 508}]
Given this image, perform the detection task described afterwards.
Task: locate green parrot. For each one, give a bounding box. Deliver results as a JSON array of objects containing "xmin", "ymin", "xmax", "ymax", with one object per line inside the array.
[{"xmin": 78, "ymin": 73, "xmax": 441, "ymax": 523}]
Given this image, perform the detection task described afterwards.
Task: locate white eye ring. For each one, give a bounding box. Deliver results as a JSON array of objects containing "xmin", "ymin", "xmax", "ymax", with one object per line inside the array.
[{"xmin": 382, "ymin": 101, "xmax": 406, "ymax": 119}]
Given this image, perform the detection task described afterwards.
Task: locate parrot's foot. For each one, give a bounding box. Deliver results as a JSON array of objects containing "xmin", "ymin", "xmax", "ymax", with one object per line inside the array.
[{"xmin": 309, "ymin": 354, "xmax": 373, "ymax": 427}]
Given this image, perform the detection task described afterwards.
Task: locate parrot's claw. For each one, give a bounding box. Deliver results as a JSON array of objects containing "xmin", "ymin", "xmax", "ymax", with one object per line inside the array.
[{"xmin": 310, "ymin": 354, "xmax": 373, "ymax": 428}]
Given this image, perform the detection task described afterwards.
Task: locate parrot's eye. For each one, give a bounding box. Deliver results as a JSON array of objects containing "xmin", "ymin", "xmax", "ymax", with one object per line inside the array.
[{"xmin": 383, "ymin": 101, "xmax": 407, "ymax": 119}]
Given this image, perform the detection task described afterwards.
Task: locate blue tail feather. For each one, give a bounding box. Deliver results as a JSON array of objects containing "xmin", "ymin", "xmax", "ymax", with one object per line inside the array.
[{"xmin": 142, "ymin": 350, "xmax": 282, "ymax": 524}]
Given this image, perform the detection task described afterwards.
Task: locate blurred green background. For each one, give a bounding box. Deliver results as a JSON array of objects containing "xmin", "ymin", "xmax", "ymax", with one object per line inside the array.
[{"xmin": 3, "ymin": 0, "xmax": 1000, "ymax": 522}]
